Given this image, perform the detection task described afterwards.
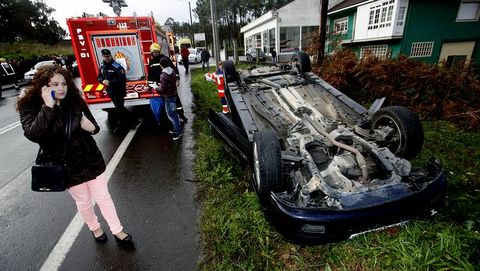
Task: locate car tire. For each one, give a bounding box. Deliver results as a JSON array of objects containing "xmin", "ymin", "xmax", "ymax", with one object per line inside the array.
[
  {"xmin": 291, "ymin": 51, "xmax": 311, "ymax": 73},
  {"xmin": 223, "ymin": 60, "xmax": 237, "ymax": 83},
  {"xmin": 252, "ymin": 129, "xmax": 285, "ymax": 200},
  {"xmin": 371, "ymin": 106, "xmax": 424, "ymax": 160}
]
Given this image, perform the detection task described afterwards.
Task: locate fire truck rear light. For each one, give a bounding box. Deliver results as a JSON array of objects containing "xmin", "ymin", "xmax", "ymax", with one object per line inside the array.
[
  {"xmin": 94, "ymin": 91, "xmax": 103, "ymax": 98},
  {"xmin": 86, "ymin": 21, "xmax": 94, "ymax": 26}
]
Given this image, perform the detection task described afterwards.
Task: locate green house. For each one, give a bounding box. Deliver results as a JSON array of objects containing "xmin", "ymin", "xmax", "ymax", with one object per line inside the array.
[{"xmin": 327, "ymin": 0, "xmax": 480, "ymax": 66}]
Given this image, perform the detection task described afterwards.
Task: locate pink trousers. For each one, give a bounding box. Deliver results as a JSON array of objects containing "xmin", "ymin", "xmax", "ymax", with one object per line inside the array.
[{"xmin": 68, "ymin": 172, "xmax": 123, "ymax": 235}]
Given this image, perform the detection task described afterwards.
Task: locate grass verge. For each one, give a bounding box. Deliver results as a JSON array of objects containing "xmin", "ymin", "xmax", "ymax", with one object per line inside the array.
[{"xmin": 190, "ymin": 66, "xmax": 480, "ymax": 270}]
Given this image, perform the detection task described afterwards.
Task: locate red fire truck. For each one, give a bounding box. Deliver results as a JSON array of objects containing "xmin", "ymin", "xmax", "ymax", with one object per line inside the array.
[{"xmin": 66, "ymin": 16, "xmax": 176, "ymax": 109}]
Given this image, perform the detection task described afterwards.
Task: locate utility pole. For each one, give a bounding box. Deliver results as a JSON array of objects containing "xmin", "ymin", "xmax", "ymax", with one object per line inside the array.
[
  {"xmin": 317, "ymin": 0, "xmax": 329, "ymax": 66},
  {"xmin": 210, "ymin": 0, "xmax": 221, "ymax": 67},
  {"xmin": 189, "ymin": 1, "xmax": 195, "ymax": 45}
]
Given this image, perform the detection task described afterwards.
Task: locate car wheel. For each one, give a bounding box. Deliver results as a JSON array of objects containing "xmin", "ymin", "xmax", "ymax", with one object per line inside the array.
[
  {"xmin": 291, "ymin": 51, "xmax": 311, "ymax": 73},
  {"xmin": 223, "ymin": 60, "xmax": 237, "ymax": 83},
  {"xmin": 252, "ymin": 129, "xmax": 285, "ymax": 199},
  {"xmin": 371, "ymin": 106, "xmax": 424, "ymax": 160}
]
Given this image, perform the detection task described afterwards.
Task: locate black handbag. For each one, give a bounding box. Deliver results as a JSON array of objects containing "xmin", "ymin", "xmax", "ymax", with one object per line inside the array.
[{"xmin": 31, "ymin": 110, "xmax": 71, "ymax": 192}]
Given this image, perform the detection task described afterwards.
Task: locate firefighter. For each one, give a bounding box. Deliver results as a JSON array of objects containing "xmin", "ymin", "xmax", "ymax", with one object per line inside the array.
[
  {"xmin": 97, "ymin": 49, "xmax": 138, "ymax": 135},
  {"xmin": 147, "ymin": 42, "xmax": 187, "ymax": 122},
  {"xmin": 205, "ymin": 62, "xmax": 229, "ymax": 114}
]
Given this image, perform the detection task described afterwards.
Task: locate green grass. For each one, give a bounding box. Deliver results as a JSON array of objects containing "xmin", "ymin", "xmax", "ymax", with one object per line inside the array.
[{"xmin": 190, "ymin": 66, "xmax": 480, "ymax": 270}]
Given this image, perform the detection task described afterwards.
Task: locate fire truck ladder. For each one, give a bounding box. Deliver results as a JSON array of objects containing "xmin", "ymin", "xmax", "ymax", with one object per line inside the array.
[{"xmin": 136, "ymin": 18, "xmax": 154, "ymax": 72}]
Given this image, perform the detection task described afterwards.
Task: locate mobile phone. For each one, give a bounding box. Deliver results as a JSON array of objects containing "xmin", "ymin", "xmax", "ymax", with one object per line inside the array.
[{"xmin": 50, "ymin": 90, "xmax": 55, "ymax": 98}]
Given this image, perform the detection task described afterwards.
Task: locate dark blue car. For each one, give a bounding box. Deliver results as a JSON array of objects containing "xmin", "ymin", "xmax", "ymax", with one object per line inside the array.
[{"xmin": 208, "ymin": 52, "xmax": 446, "ymax": 245}]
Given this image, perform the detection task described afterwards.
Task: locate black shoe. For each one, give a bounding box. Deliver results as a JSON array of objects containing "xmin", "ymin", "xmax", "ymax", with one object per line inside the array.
[
  {"xmin": 93, "ymin": 232, "xmax": 108, "ymax": 243},
  {"xmin": 180, "ymin": 115, "xmax": 188, "ymax": 122},
  {"xmin": 115, "ymin": 233, "xmax": 134, "ymax": 249}
]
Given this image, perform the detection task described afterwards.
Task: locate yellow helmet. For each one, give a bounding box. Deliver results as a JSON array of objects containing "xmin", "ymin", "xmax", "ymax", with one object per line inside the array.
[
  {"xmin": 0, "ymin": 58, "xmax": 5, "ymax": 62},
  {"xmin": 150, "ymin": 43, "xmax": 161, "ymax": 52}
]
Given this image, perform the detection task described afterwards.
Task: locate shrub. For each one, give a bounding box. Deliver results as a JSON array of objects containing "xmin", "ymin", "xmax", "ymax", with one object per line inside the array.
[{"xmin": 314, "ymin": 49, "xmax": 480, "ymax": 131}]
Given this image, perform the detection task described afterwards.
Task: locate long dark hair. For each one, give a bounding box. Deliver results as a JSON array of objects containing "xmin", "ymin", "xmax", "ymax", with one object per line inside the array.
[{"xmin": 16, "ymin": 65, "xmax": 86, "ymax": 112}]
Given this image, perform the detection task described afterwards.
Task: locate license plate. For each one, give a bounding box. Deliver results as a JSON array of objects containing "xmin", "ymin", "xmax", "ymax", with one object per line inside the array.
[{"xmin": 125, "ymin": 92, "xmax": 139, "ymax": 99}]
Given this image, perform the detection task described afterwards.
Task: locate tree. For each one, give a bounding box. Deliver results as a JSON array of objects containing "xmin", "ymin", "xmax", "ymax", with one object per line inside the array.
[
  {"xmin": 0, "ymin": 0, "xmax": 65, "ymax": 44},
  {"xmin": 192, "ymin": 0, "xmax": 294, "ymax": 52}
]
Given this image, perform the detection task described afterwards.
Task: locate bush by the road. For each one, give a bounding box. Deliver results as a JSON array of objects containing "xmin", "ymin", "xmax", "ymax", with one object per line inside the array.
[
  {"xmin": 314, "ymin": 49, "xmax": 480, "ymax": 131},
  {"xmin": 0, "ymin": 42, "xmax": 74, "ymax": 76}
]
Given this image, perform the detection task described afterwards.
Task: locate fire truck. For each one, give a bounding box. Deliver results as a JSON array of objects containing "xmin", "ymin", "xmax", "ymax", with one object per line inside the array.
[{"xmin": 66, "ymin": 16, "xmax": 177, "ymax": 109}]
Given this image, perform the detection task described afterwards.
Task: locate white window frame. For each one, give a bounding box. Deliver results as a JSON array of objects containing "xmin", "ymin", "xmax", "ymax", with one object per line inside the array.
[
  {"xmin": 456, "ymin": 0, "xmax": 480, "ymax": 22},
  {"xmin": 410, "ymin": 41, "xmax": 434, "ymax": 57},
  {"xmin": 333, "ymin": 17, "xmax": 348, "ymax": 34},
  {"xmin": 368, "ymin": 0, "xmax": 395, "ymax": 30},
  {"xmin": 360, "ymin": 44, "xmax": 389, "ymax": 58}
]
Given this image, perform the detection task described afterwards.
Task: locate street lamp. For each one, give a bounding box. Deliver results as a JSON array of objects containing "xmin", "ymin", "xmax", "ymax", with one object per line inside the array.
[{"xmin": 102, "ymin": 0, "xmax": 128, "ymax": 16}]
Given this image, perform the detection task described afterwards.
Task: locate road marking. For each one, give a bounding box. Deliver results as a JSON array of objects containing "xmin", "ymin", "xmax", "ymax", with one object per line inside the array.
[
  {"xmin": 0, "ymin": 121, "xmax": 21, "ymax": 135},
  {"xmin": 39, "ymin": 124, "xmax": 141, "ymax": 271}
]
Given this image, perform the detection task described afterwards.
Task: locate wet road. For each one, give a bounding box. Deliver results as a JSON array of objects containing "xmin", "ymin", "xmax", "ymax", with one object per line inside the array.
[{"xmin": 0, "ymin": 66, "xmax": 200, "ymax": 270}]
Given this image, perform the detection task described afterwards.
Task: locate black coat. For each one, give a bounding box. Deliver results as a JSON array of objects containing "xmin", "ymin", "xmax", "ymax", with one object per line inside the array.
[
  {"xmin": 148, "ymin": 54, "xmax": 179, "ymax": 83},
  {"xmin": 20, "ymin": 100, "xmax": 106, "ymax": 188},
  {"xmin": 97, "ymin": 60, "xmax": 126, "ymax": 98},
  {"xmin": 201, "ymin": 50, "xmax": 210, "ymax": 62}
]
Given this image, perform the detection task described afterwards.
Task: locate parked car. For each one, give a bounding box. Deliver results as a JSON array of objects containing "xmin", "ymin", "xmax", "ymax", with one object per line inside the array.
[
  {"xmin": 176, "ymin": 48, "xmax": 201, "ymax": 64},
  {"xmin": 71, "ymin": 61, "xmax": 79, "ymax": 77},
  {"xmin": 208, "ymin": 52, "xmax": 446, "ymax": 245},
  {"xmin": 188, "ymin": 48, "xmax": 202, "ymax": 63},
  {"xmin": 245, "ymin": 48, "xmax": 266, "ymax": 62},
  {"xmin": 24, "ymin": 60, "xmax": 57, "ymax": 81}
]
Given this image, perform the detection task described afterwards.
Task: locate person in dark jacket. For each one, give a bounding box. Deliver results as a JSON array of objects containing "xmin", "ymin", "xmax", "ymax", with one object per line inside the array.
[
  {"xmin": 200, "ymin": 49, "xmax": 210, "ymax": 72},
  {"xmin": 17, "ymin": 65, "xmax": 134, "ymax": 248},
  {"xmin": 97, "ymin": 49, "xmax": 138, "ymax": 135},
  {"xmin": 147, "ymin": 43, "xmax": 187, "ymax": 122},
  {"xmin": 151, "ymin": 57, "xmax": 182, "ymax": 140}
]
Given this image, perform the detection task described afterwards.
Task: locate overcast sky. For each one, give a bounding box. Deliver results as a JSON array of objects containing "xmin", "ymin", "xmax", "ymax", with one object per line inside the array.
[{"xmin": 44, "ymin": 0, "xmax": 197, "ymax": 31}]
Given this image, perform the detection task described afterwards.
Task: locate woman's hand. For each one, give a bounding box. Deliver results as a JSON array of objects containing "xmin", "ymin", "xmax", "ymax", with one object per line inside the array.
[
  {"xmin": 41, "ymin": 85, "xmax": 55, "ymax": 108},
  {"xmin": 80, "ymin": 113, "xmax": 96, "ymax": 133}
]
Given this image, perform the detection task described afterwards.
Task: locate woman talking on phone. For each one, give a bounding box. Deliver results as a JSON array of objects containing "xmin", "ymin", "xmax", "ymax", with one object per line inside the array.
[{"xmin": 16, "ymin": 65, "xmax": 134, "ymax": 248}]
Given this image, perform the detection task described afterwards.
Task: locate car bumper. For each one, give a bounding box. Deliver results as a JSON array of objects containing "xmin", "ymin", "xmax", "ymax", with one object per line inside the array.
[{"xmin": 266, "ymin": 161, "xmax": 447, "ymax": 245}]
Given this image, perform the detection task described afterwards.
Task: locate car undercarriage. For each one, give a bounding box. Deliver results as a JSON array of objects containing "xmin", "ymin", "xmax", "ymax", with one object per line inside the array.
[{"xmin": 208, "ymin": 52, "xmax": 446, "ymax": 243}]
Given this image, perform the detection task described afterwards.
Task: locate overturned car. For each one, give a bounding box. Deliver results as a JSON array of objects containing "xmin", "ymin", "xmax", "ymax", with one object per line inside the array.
[{"xmin": 208, "ymin": 52, "xmax": 446, "ymax": 245}]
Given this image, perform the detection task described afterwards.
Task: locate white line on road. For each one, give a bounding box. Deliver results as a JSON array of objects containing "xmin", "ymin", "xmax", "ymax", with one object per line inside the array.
[
  {"xmin": 39, "ymin": 124, "xmax": 141, "ymax": 271},
  {"xmin": 0, "ymin": 121, "xmax": 21, "ymax": 135}
]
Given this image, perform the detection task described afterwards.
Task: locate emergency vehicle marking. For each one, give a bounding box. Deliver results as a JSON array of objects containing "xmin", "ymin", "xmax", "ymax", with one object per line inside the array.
[
  {"xmin": 117, "ymin": 22, "xmax": 128, "ymax": 30},
  {"xmin": 76, "ymin": 28, "xmax": 89, "ymax": 57},
  {"xmin": 95, "ymin": 36, "xmax": 136, "ymax": 48},
  {"xmin": 83, "ymin": 83, "xmax": 149, "ymax": 94},
  {"xmin": 84, "ymin": 84, "xmax": 93, "ymax": 92}
]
